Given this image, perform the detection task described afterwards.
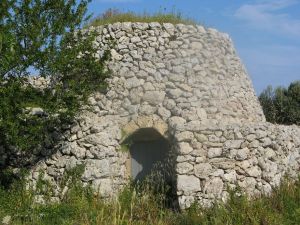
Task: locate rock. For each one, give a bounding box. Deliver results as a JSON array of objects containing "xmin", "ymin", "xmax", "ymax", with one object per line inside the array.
[
  {"xmin": 196, "ymin": 108, "xmax": 207, "ymax": 120},
  {"xmin": 65, "ymin": 156, "xmax": 78, "ymax": 170},
  {"xmin": 177, "ymin": 175, "xmax": 201, "ymax": 194},
  {"xmin": 210, "ymin": 158, "xmax": 236, "ymax": 169},
  {"xmin": 194, "ymin": 163, "xmax": 213, "ymax": 178},
  {"xmin": 142, "ymin": 91, "xmax": 165, "ymax": 105},
  {"xmin": 2, "ymin": 215, "xmax": 11, "ymax": 225},
  {"xmin": 168, "ymin": 116, "xmax": 186, "ymax": 130},
  {"xmin": 190, "ymin": 42, "xmax": 203, "ymax": 50},
  {"xmin": 125, "ymin": 77, "xmax": 143, "ymax": 89},
  {"xmin": 203, "ymin": 177, "xmax": 223, "ymax": 197},
  {"xmin": 178, "ymin": 195, "xmax": 195, "ymax": 209},
  {"xmin": 27, "ymin": 107, "xmax": 47, "ymax": 117},
  {"xmin": 261, "ymin": 137, "xmax": 272, "ymax": 147},
  {"xmin": 158, "ymin": 107, "xmax": 171, "ymax": 119},
  {"xmin": 208, "ymin": 148, "xmax": 222, "ymax": 158},
  {"xmin": 131, "ymin": 36, "xmax": 141, "ymax": 43},
  {"xmin": 178, "ymin": 142, "xmax": 193, "ymax": 155},
  {"xmin": 223, "ymin": 170, "xmax": 237, "ymax": 183},
  {"xmin": 176, "ymin": 131, "xmax": 194, "ymax": 142},
  {"xmin": 224, "ymin": 140, "xmax": 243, "ymax": 149},
  {"xmin": 92, "ymin": 178, "xmax": 113, "ymax": 197},
  {"xmin": 195, "ymin": 133, "xmax": 208, "ymax": 143},
  {"xmin": 264, "ymin": 148, "xmax": 276, "ymax": 159},
  {"xmin": 238, "ymin": 177, "xmax": 257, "ymax": 192},
  {"xmin": 168, "ymin": 89, "xmax": 183, "ymax": 98},
  {"xmin": 249, "ymin": 140, "xmax": 260, "ymax": 148},
  {"xmin": 236, "ymin": 148, "xmax": 250, "ymax": 161},
  {"xmin": 111, "ymin": 49, "xmax": 123, "ymax": 60},
  {"xmin": 246, "ymin": 166, "xmax": 261, "ymax": 178},
  {"xmin": 176, "ymin": 162, "xmax": 194, "ymax": 174}
]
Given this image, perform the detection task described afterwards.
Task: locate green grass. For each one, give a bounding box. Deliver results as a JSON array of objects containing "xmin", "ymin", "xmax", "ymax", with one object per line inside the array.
[
  {"xmin": 1, "ymin": 173, "xmax": 300, "ymax": 225},
  {"xmin": 87, "ymin": 8, "xmax": 197, "ymax": 27}
]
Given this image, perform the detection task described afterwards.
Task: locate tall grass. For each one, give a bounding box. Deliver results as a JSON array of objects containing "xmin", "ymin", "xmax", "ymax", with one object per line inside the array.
[
  {"xmin": 87, "ymin": 8, "xmax": 196, "ymax": 27},
  {"xmin": 0, "ymin": 172, "xmax": 300, "ymax": 224}
]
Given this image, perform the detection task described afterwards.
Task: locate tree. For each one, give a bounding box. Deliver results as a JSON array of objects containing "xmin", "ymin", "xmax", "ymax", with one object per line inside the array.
[
  {"xmin": 259, "ymin": 81, "xmax": 300, "ymax": 125},
  {"xmin": 0, "ymin": 0, "xmax": 109, "ymax": 172},
  {"xmin": 0, "ymin": 0, "xmax": 90, "ymax": 77}
]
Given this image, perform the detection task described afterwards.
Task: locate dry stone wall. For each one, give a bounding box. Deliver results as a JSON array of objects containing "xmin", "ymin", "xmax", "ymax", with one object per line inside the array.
[
  {"xmin": 24, "ymin": 22, "xmax": 300, "ymax": 209},
  {"xmin": 175, "ymin": 123, "xmax": 300, "ymax": 208}
]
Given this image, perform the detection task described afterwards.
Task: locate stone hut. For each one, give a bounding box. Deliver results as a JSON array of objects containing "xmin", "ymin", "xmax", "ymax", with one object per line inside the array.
[{"xmin": 28, "ymin": 22, "xmax": 300, "ymax": 209}]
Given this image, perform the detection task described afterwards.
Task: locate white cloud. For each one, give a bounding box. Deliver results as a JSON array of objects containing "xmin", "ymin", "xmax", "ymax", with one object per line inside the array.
[{"xmin": 234, "ymin": 0, "xmax": 300, "ymax": 38}]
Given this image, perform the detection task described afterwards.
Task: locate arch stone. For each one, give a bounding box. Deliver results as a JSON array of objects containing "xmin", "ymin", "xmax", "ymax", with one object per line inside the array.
[{"xmin": 122, "ymin": 116, "xmax": 169, "ymax": 141}]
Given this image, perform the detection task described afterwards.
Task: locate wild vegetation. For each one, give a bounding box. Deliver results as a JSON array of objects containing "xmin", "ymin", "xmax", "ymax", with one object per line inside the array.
[
  {"xmin": 259, "ymin": 81, "xmax": 300, "ymax": 125},
  {"xmin": 87, "ymin": 8, "xmax": 196, "ymax": 27},
  {"xmin": 0, "ymin": 0, "xmax": 109, "ymax": 178},
  {"xmin": 0, "ymin": 167, "xmax": 300, "ymax": 225}
]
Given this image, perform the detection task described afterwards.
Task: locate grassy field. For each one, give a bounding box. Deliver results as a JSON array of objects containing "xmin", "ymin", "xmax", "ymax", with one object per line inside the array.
[
  {"xmin": 87, "ymin": 8, "xmax": 196, "ymax": 27},
  {"xmin": 0, "ymin": 171, "xmax": 300, "ymax": 225}
]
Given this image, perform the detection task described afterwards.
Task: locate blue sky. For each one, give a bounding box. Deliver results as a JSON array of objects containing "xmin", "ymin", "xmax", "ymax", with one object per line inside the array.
[{"xmin": 87, "ymin": 0, "xmax": 300, "ymax": 94}]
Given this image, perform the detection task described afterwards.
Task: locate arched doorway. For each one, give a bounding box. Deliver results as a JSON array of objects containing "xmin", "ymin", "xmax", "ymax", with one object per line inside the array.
[
  {"xmin": 124, "ymin": 128, "xmax": 172, "ymax": 182},
  {"xmin": 123, "ymin": 126, "xmax": 179, "ymax": 209}
]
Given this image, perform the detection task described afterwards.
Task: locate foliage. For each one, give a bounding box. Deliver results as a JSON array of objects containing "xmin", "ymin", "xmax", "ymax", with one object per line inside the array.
[
  {"xmin": 1, "ymin": 172, "xmax": 300, "ymax": 224},
  {"xmin": 0, "ymin": 0, "xmax": 91, "ymax": 77},
  {"xmin": 0, "ymin": 0, "xmax": 110, "ymax": 170},
  {"xmin": 88, "ymin": 8, "xmax": 196, "ymax": 27},
  {"xmin": 259, "ymin": 81, "xmax": 300, "ymax": 125}
]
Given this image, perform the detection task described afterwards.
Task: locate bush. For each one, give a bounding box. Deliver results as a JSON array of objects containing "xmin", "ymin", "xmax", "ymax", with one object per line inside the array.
[{"xmin": 259, "ymin": 81, "xmax": 300, "ymax": 125}]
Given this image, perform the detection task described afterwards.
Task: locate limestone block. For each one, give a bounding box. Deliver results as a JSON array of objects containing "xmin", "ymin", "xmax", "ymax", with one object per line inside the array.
[
  {"xmin": 210, "ymin": 158, "xmax": 236, "ymax": 169},
  {"xmin": 191, "ymin": 41, "xmax": 203, "ymax": 50},
  {"xmin": 158, "ymin": 107, "xmax": 171, "ymax": 120},
  {"xmin": 195, "ymin": 133, "xmax": 208, "ymax": 143},
  {"xmin": 236, "ymin": 148, "xmax": 250, "ymax": 161},
  {"xmin": 92, "ymin": 178, "xmax": 113, "ymax": 197},
  {"xmin": 82, "ymin": 159, "xmax": 110, "ymax": 181},
  {"xmin": 246, "ymin": 166, "xmax": 262, "ymax": 178},
  {"xmin": 208, "ymin": 148, "xmax": 222, "ymax": 158},
  {"xmin": 142, "ymin": 91, "xmax": 165, "ymax": 105},
  {"xmin": 177, "ymin": 175, "xmax": 201, "ymax": 194},
  {"xmin": 177, "ymin": 155, "xmax": 195, "ymax": 163},
  {"xmin": 176, "ymin": 162, "xmax": 194, "ymax": 174},
  {"xmin": 238, "ymin": 177, "xmax": 257, "ymax": 192},
  {"xmin": 175, "ymin": 131, "xmax": 194, "ymax": 142},
  {"xmin": 196, "ymin": 108, "xmax": 207, "ymax": 121},
  {"xmin": 264, "ymin": 148, "xmax": 276, "ymax": 159},
  {"xmin": 203, "ymin": 177, "xmax": 223, "ymax": 197},
  {"xmin": 224, "ymin": 140, "xmax": 243, "ymax": 149},
  {"xmin": 249, "ymin": 140, "xmax": 260, "ymax": 148},
  {"xmin": 168, "ymin": 89, "xmax": 183, "ymax": 98},
  {"xmin": 194, "ymin": 163, "xmax": 213, "ymax": 178},
  {"xmin": 153, "ymin": 119, "xmax": 168, "ymax": 136},
  {"xmin": 178, "ymin": 195, "xmax": 195, "ymax": 209},
  {"xmin": 178, "ymin": 142, "xmax": 193, "ymax": 155},
  {"xmin": 223, "ymin": 170, "xmax": 237, "ymax": 183},
  {"xmin": 111, "ymin": 49, "xmax": 123, "ymax": 61},
  {"xmin": 122, "ymin": 121, "xmax": 139, "ymax": 136},
  {"xmin": 136, "ymin": 116, "xmax": 154, "ymax": 128}
]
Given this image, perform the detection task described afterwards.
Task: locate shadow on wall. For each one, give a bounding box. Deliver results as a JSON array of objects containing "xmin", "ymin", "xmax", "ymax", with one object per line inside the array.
[{"xmin": 123, "ymin": 128, "xmax": 179, "ymax": 209}]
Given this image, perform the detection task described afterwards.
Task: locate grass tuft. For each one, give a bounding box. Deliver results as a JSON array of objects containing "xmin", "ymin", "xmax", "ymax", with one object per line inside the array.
[
  {"xmin": 87, "ymin": 8, "xmax": 197, "ymax": 27},
  {"xmin": 1, "ymin": 172, "xmax": 300, "ymax": 224}
]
